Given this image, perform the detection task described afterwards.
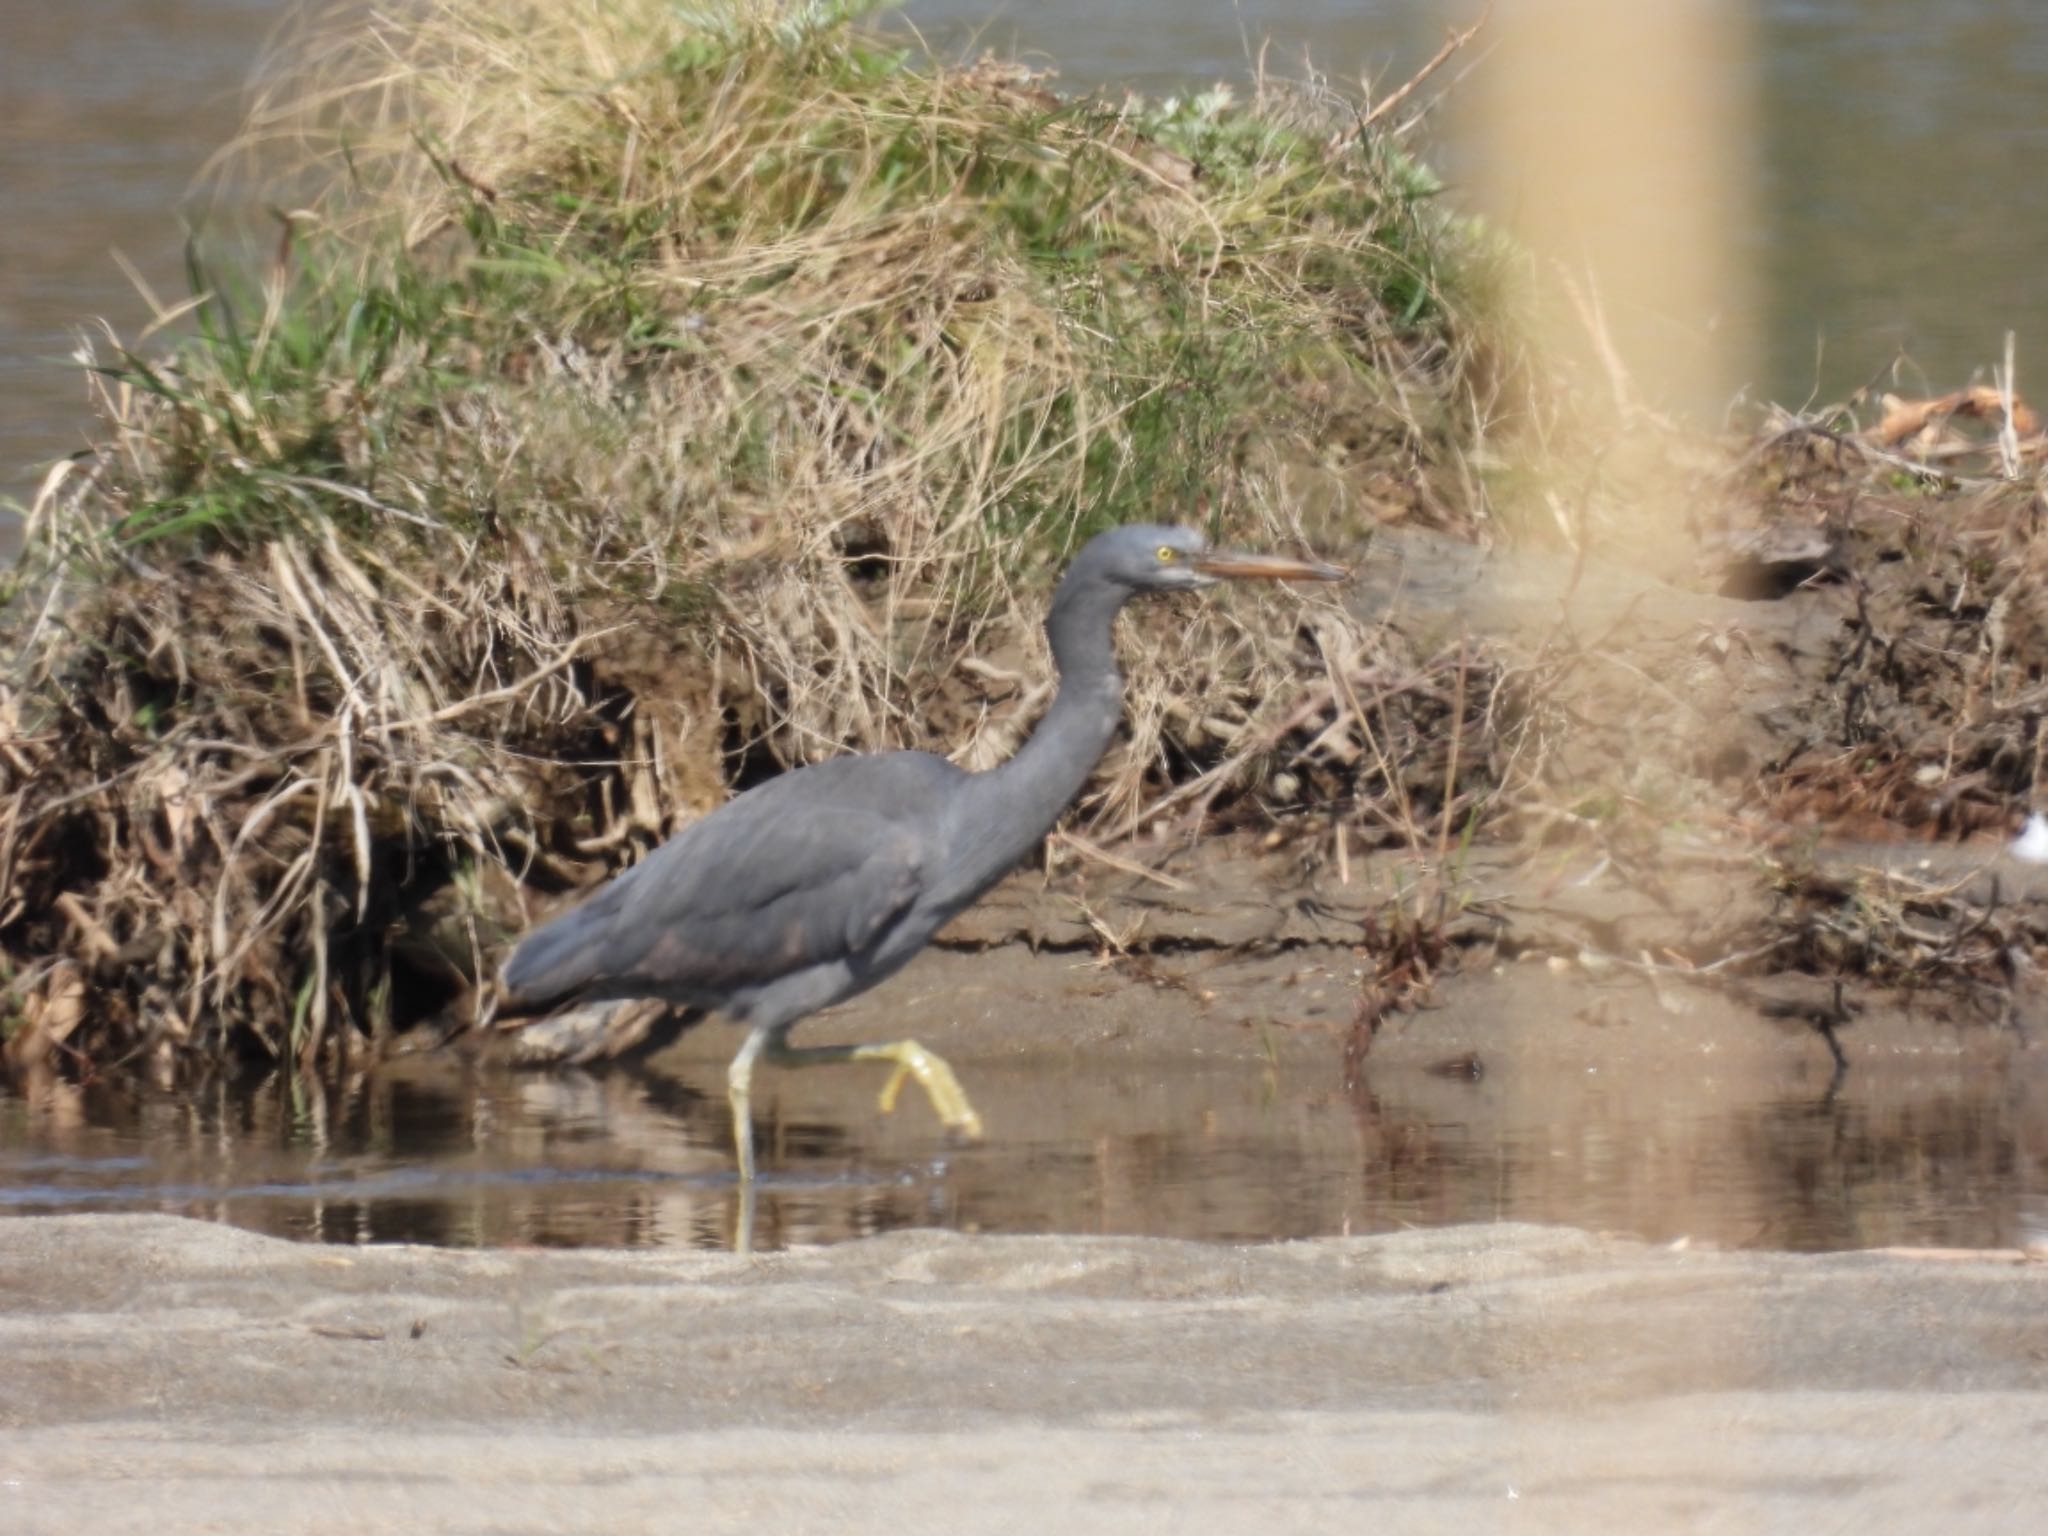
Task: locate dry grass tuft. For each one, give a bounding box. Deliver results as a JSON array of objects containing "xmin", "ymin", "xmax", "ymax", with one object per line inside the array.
[{"xmin": 1, "ymin": 0, "xmax": 1510, "ymax": 1072}]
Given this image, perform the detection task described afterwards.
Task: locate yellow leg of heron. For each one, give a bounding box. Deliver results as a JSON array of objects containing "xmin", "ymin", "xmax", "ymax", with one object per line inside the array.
[
  {"xmin": 727, "ymin": 1027, "xmax": 771, "ymax": 1255},
  {"xmin": 765, "ymin": 1034, "xmax": 986, "ymax": 1141}
]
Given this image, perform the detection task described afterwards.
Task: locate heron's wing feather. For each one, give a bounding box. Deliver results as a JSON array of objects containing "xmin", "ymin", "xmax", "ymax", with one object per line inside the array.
[
  {"xmin": 616, "ymin": 800, "xmax": 927, "ymax": 990},
  {"xmin": 501, "ymin": 796, "xmax": 928, "ymax": 1007}
]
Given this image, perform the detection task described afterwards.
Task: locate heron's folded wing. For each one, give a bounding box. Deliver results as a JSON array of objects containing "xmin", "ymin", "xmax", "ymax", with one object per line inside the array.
[{"xmin": 503, "ymin": 798, "xmax": 928, "ymax": 1006}]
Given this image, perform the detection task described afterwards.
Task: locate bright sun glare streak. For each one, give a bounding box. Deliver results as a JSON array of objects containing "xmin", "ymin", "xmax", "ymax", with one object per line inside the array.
[
  {"xmin": 1466, "ymin": 0, "xmax": 1756, "ymax": 448},
  {"xmin": 1459, "ymin": 0, "xmax": 1761, "ymax": 1424}
]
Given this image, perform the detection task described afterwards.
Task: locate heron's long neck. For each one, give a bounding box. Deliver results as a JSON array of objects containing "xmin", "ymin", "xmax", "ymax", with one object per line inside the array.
[{"xmin": 955, "ymin": 574, "xmax": 1127, "ymax": 880}]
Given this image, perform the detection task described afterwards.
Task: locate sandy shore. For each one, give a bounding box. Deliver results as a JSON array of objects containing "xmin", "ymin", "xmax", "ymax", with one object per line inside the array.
[{"xmin": 3, "ymin": 1214, "xmax": 2045, "ymax": 1532}]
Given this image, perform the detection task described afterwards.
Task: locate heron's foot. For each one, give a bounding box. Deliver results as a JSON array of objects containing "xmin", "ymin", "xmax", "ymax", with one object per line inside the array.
[
  {"xmin": 756, "ymin": 1031, "xmax": 985, "ymax": 1142},
  {"xmin": 856, "ymin": 1040, "xmax": 985, "ymax": 1141}
]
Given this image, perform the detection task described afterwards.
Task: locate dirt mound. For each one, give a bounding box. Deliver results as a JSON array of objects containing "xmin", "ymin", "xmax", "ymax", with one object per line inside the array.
[{"xmin": 0, "ymin": 0, "xmax": 1508, "ymax": 1075}]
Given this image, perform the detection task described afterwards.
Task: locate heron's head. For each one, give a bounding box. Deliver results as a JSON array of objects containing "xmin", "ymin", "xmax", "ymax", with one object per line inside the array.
[{"xmin": 1084, "ymin": 522, "xmax": 1348, "ymax": 594}]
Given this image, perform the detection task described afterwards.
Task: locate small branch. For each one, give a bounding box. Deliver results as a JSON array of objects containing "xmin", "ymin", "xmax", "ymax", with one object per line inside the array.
[
  {"xmin": 54, "ymin": 894, "xmax": 121, "ymax": 964},
  {"xmin": 1360, "ymin": 7, "xmax": 1491, "ymax": 133},
  {"xmin": 254, "ymin": 467, "xmax": 448, "ymax": 532},
  {"xmin": 445, "ymin": 157, "xmax": 499, "ymax": 203},
  {"xmin": 1998, "ymin": 330, "xmax": 2022, "ymax": 479},
  {"xmin": 386, "ymin": 626, "xmax": 626, "ymax": 734},
  {"xmin": 1051, "ymin": 829, "xmax": 1188, "ymax": 892}
]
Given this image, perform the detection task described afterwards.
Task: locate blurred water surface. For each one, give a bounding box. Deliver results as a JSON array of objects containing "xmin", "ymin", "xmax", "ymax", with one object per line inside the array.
[
  {"xmin": 4, "ymin": 1043, "xmax": 2045, "ymax": 1254},
  {"xmin": 6, "ymin": 0, "xmax": 2047, "ymax": 521}
]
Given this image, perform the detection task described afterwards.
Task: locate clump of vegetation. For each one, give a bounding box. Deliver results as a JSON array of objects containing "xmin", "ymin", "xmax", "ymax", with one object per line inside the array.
[
  {"xmin": 1, "ymin": 0, "xmax": 1511, "ymax": 1073},
  {"xmin": 1736, "ymin": 390, "xmax": 2048, "ymax": 846}
]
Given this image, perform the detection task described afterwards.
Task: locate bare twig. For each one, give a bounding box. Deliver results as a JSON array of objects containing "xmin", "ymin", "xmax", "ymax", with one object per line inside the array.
[
  {"xmin": 1051, "ymin": 829, "xmax": 1187, "ymax": 892},
  {"xmin": 1359, "ymin": 7, "xmax": 1491, "ymax": 133}
]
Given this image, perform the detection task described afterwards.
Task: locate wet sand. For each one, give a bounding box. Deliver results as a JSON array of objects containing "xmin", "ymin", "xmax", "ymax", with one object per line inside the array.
[{"xmin": 3, "ymin": 1214, "xmax": 2045, "ymax": 1532}]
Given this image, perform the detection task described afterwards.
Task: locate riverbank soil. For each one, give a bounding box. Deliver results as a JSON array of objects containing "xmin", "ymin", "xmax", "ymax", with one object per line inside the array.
[
  {"xmin": 1325, "ymin": 493, "xmax": 2048, "ymax": 1037},
  {"xmin": 4, "ymin": 2, "xmax": 2044, "ymax": 1083},
  {"xmin": 1, "ymin": 1214, "xmax": 2042, "ymax": 1533},
  {"xmin": 490, "ymin": 480, "xmax": 2048, "ymax": 1081}
]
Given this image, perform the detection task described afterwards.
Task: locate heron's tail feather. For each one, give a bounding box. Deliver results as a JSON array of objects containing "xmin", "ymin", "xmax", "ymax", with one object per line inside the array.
[{"xmin": 498, "ymin": 899, "xmax": 613, "ymax": 1011}]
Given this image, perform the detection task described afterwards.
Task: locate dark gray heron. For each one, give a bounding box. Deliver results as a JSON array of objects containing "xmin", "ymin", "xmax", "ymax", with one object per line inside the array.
[{"xmin": 498, "ymin": 523, "xmax": 1345, "ymax": 1200}]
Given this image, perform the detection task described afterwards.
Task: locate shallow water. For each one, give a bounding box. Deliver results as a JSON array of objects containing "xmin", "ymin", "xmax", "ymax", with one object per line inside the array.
[{"xmin": 6, "ymin": 1035, "xmax": 2045, "ymax": 1254}]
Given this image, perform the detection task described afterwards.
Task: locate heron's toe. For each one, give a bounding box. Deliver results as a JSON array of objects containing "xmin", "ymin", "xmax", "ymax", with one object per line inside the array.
[
  {"xmin": 947, "ymin": 1104, "xmax": 987, "ymax": 1143},
  {"xmin": 868, "ymin": 1039, "xmax": 984, "ymax": 1140}
]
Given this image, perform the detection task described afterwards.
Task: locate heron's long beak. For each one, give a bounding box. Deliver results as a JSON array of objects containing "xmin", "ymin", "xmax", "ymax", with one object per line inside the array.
[{"xmin": 1193, "ymin": 549, "xmax": 1349, "ymax": 583}]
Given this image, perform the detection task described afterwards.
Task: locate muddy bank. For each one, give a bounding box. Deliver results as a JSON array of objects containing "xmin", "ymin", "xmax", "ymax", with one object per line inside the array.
[
  {"xmin": 6, "ymin": 5, "xmax": 2045, "ymax": 1081},
  {"xmin": 2, "ymin": 1214, "xmax": 2044, "ymax": 1532},
  {"xmin": 0, "ymin": 0, "xmax": 1501, "ymax": 1075}
]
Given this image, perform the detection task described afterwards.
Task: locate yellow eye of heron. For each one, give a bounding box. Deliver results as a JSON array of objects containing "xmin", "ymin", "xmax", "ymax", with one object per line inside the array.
[{"xmin": 1156, "ymin": 545, "xmax": 1179, "ymax": 562}]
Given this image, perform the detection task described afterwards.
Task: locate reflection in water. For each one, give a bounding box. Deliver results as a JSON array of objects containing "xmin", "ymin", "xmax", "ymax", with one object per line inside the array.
[{"xmin": 4, "ymin": 1048, "xmax": 2044, "ymax": 1254}]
